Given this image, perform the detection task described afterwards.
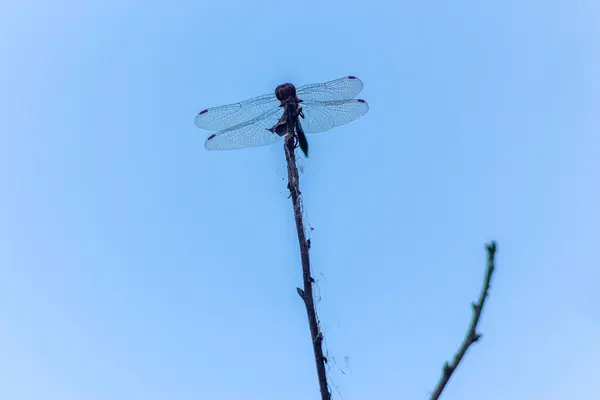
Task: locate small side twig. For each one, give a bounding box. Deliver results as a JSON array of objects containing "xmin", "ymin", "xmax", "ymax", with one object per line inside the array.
[
  {"xmin": 430, "ymin": 241, "xmax": 497, "ymax": 400},
  {"xmin": 284, "ymin": 134, "xmax": 331, "ymax": 400}
]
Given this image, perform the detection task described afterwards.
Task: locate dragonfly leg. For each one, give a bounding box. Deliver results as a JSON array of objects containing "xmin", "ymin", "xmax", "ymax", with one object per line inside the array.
[{"xmin": 295, "ymin": 103, "xmax": 304, "ymax": 118}]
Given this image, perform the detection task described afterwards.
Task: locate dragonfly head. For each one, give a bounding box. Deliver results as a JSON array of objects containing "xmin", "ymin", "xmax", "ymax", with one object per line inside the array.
[{"xmin": 275, "ymin": 83, "xmax": 297, "ymax": 103}]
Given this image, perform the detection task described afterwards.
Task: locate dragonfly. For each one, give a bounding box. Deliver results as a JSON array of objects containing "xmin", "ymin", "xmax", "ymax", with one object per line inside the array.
[{"xmin": 195, "ymin": 76, "xmax": 369, "ymax": 157}]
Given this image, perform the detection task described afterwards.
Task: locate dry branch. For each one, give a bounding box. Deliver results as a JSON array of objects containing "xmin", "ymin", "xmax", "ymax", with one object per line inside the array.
[
  {"xmin": 430, "ymin": 241, "xmax": 497, "ymax": 400},
  {"xmin": 284, "ymin": 135, "xmax": 331, "ymax": 400}
]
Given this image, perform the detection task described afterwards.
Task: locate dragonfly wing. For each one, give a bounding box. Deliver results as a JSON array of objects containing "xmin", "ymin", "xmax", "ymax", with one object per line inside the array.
[
  {"xmin": 300, "ymin": 99, "xmax": 369, "ymax": 133},
  {"xmin": 205, "ymin": 108, "xmax": 284, "ymax": 151},
  {"xmin": 195, "ymin": 93, "xmax": 280, "ymax": 131},
  {"xmin": 296, "ymin": 76, "xmax": 364, "ymax": 102}
]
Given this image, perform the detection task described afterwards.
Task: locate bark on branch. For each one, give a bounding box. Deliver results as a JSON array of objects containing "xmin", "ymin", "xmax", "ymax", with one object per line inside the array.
[
  {"xmin": 284, "ymin": 135, "xmax": 331, "ymax": 400},
  {"xmin": 430, "ymin": 241, "xmax": 497, "ymax": 400}
]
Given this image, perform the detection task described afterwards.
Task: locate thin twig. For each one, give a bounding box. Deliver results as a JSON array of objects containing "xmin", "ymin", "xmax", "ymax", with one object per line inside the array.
[
  {"xmin": 284, "ymin": 134, "xmax": 331, "ymax": 400},
  {"xmin": 430, "ymin": 241, "xmax": 497, "ymax": 400}
]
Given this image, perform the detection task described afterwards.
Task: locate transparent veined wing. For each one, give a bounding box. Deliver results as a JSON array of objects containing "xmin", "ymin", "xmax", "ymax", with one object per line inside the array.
[
  {"xmin": 195, "ymin": 76, "xmax": 364, "ymax": 132},
  {"xmin": 296, "ymin": 76, "xmax": 364, "ymax": 102},
  {"xmin": 204, "ymin": 108, "xmax": 284, "ymax": 151},
  {"xmin": 195, "ymin": 93, "xmax": 280, "ymax": 131},
  {"xmin": 300, "ymin": 99, "xmax": 369, "ymax": 133}
]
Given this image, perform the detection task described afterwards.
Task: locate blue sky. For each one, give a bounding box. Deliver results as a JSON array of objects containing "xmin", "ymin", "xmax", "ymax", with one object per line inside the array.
[{"xmin": 1, "ymin": 1, "xmax": 599, "ymax": 399}]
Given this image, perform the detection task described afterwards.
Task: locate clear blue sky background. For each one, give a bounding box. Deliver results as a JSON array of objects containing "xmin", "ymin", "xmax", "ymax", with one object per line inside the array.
[{"xmin": 1, "ymin": 1, "xmax": 599, "ymax": 399}]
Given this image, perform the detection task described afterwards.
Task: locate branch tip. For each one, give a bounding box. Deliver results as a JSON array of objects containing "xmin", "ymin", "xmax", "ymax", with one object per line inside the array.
[
  {"xmin": 486, "ymin": 241, "xmax": 497, "ymax": 255},
  {"xmin": 429, "ymin": 241, "xmax": 498, "ymax": 400}
]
